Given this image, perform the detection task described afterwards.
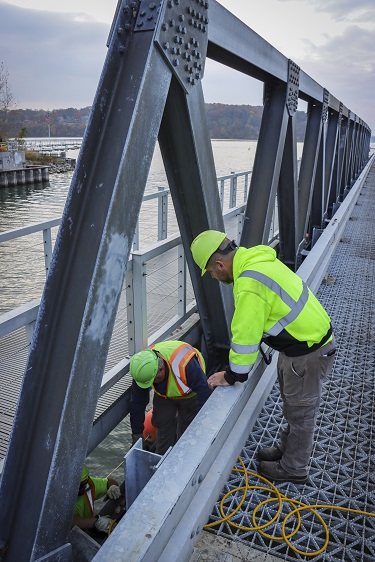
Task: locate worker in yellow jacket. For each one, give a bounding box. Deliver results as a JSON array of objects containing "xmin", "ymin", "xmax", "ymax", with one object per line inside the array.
[{"xmin": 191, "ymin": 230, "xmax": 336, "ymax": 484}]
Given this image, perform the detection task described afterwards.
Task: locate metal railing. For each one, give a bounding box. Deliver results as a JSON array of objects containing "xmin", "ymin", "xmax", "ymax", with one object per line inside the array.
[{"xmin": 0, "ymin": 168, "xmax": 255, "ymax": 355}]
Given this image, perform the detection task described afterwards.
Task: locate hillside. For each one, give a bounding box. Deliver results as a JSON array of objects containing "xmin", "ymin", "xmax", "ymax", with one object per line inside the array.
[{"xmin": 4, "ymin": 104, "xmax": 308, "ymax": 141}]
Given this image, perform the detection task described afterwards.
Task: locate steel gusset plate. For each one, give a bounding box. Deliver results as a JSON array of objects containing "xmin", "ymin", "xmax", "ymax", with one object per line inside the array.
[{"xmin": 154, "ymin": 0, "xmax": 209, "ymax": 93}]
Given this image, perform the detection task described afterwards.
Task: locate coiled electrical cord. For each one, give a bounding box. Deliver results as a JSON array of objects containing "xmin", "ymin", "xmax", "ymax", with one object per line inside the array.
[{"xmin": 204, "ymin": 457, "xmax": 375, "ymax": 557}]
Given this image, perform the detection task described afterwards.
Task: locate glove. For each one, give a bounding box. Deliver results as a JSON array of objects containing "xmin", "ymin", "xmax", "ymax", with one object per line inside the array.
[
  {"xmin": 107, "ymin": 485, "xmax": 121, "ymax": 500},
  {"xmin": 94, "ymin": 515, "xmax": 113, "ymax": 533},
  {"xmin": 131, "ymin": 433, "xmax": 143, "ymax": 445}
]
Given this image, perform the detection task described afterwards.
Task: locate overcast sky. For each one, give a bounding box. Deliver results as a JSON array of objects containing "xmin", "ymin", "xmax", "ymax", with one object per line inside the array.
[{"xmin": 0, "ymin": 0, "xmax": 374, "ymax": 131}]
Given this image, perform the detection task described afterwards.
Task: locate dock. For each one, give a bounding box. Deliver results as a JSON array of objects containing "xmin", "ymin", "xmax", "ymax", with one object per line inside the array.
[{"xmin": 0, "ymin": 165, "xmax": 49, "ymax": 187}]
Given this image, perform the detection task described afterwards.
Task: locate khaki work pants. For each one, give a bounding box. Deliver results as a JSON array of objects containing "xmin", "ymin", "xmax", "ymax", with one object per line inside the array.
[{"xmin": 277, "ymin": 337, "xmax": 336, "ymax": 476}]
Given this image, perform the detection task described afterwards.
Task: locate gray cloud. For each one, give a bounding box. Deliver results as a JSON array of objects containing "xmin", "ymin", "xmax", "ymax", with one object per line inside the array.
[
  {"xmin": 277, "ymin": 0, "xmax": 375, "ymax": 20},
  {"xmin": 300, "ymin": 25, "xmax": 375, "ymax": 130},
  {"xmin": 1, "ymin": 1, "xmax": 374, "ymax": 133},
  {"xmin": 0, "ymin": 2, "xmax": 110, "ymax": 108}
]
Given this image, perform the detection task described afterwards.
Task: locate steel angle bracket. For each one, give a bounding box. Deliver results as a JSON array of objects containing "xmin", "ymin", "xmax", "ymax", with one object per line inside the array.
[
  {"xmin": 152, "ymin": 0, "xmax": 209, "ymax": 93},
  {"xmin": 286, "ymin": 60, "xmax": 300, "ymax": 116}
]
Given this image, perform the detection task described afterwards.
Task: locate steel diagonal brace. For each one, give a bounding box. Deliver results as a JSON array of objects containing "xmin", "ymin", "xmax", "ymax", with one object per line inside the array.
[{"xmin": 0, "ymin": 2, "xmax": 173, "ymax": 560}]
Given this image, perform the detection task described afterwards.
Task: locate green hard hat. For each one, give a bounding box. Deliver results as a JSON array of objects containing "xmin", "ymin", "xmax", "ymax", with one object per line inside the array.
[
  {"xmin": 130, "ymin": 349, "xmax": 159, "ymax": 388},
  {"xmin": 190, "ymin": 230, "xmax": 227, "ymax": 275},
  {"xmin": 81, "ymin": 464, "xmax": 89, "ymax": 482}
]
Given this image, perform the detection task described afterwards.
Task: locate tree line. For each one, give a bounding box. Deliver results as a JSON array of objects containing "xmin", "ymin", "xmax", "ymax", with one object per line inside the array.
[
  {"xmin": 1, "ymin": 104, "xmax": 309, "ymax": 141},
  {"xmin": 0, "ymin": 62, "xmax": 373, "ymax": 143}
]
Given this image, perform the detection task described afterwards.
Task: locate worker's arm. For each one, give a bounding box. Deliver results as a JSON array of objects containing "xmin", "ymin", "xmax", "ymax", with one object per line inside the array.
[
  {"xmin": 209, "ymin": 289, "xmax": 268, "ymax": 388},
  {"xmin": 185, "ymin": 357, "xmax": 212, "ymax": 408},
  {"xmin": 129, "ymin": 379, "xmax": 150, "ymax": 435},
  {"xmin": 72, "ymin": 515, "xmax": 98, "ymax": 530}
]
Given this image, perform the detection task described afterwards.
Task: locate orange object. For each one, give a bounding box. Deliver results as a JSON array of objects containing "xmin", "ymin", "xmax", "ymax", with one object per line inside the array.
[{"xmin": 143, "ymin": 409, "xmax": 157, "ymax": 443}]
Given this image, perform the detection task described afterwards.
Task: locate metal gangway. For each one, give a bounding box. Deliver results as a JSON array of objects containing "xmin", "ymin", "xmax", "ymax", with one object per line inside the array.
[
  {"xmin": 22, "ymin": 138, "xmax": 83, "ymax": 153},
  {"xmin": 0, "ymin": 0, "xmax": 372, "ymax": 561}
]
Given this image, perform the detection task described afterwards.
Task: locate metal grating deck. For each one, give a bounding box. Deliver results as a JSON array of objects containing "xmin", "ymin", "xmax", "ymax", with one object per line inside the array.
[{"xmin": 204, "ymin": 162, "xmax": 375, "ymax": 561}]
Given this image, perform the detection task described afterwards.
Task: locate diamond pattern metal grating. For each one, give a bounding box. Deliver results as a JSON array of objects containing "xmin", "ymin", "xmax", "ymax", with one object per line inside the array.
[{"xmin": 207, "ymin": 163, "xmax": 375, "ymax": 561}]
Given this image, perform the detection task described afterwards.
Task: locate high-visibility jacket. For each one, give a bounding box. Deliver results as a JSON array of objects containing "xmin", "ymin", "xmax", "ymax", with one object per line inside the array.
[
  {"xmin": 151, "ymin": 341, "xmax": 206, "ymax": 399},
  {"xmin": 229, "ymin": 245, "xmax": 332, "ymax": 375},
  {"xmin": 74, "ymin": 477, "xmax": 108, "ymax": 518}
]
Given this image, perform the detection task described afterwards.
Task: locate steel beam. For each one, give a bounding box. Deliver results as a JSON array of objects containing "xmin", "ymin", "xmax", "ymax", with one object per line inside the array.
[
  {"xmin": 241, "ymin": 81, "xmax": 289, "ymax": 246},
  {"xmin": 158, "ymin": 78, "xmax": 233, "ymax": 373},
  {"xmin": 324, "ymin": 110, "xmax": 340, "ymax": 217},
  {"xmin": 277, "ymin": 61, "xmax": 300, "ymax": 264},
  {"xmin": 0, "ymin": 3, "xmax": 172, "ymax": 559},
  {"xmin": 278, "ymin": 116, "xmax": 299, "ymax": 265},
  {"xmin": 297, "ymin": 102, "xmax": 323, "ymax": 243}
]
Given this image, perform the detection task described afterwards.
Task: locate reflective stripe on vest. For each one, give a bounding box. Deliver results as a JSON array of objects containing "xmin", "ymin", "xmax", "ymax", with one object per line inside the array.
[
  {"xmin": 84, "ymin": 485, "xmax": 95, "ymax": 516},
  {"xmin": 239, "ymin": 270, "xmax": 309, "ymax": 337},
  {"xmin": 169, "ymin": 345, "xmax": 195, "ymax": 394}
]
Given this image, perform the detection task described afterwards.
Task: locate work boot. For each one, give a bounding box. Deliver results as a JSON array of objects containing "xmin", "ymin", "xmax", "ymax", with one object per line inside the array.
[
  {"xmin": 257, "ymin": 446, "xmax": 282, "ymax": 462},
  {"xmin": 257, "ymin": 460, "xmax": 308, "ymax": 484}
]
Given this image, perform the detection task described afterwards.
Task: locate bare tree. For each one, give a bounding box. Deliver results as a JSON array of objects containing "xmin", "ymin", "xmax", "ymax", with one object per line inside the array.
[{"xmin": 0, "ymin": 62, "xmax": 16, "ymax": 140}]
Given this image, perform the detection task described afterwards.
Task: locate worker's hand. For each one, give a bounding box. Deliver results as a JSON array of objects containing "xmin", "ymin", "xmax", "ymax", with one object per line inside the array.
[
  {"xmin": 131, "ymin": 433, "xmax": 143, "ymax": 445},
  {"xmin": 94, "ymin": 515, "xmax": 113, "ymax": 533},
  {"xmin": 107, "ymin": 485, "xmax": 121, "ymax": 500},
  {"xmin": 207, "ymin": 371, "xmax": 230, "ymax": 389},
  {"xmin": 142, "ymin": 437, "xmax": 156, "ymax": 452}
]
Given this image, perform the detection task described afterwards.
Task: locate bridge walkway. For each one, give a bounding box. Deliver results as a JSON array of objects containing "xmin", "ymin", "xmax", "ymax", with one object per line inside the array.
[{"xmin": 191, "ymin": 158, "xmax": 375, "ymax": 561}]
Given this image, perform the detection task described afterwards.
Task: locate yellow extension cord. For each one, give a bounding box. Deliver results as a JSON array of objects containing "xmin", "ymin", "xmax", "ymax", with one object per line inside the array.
[{"xmin": 204, "ymin": 457, "xmax": 375, "ymax": 557}]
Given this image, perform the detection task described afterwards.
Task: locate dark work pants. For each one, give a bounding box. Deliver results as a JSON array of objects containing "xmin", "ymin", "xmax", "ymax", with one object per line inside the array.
[
  {"xmin": 152, "ymin": 393, "xmax": 198, "ymax": 455},
  {"xmin": 277, "ymin": 337, "xmax": 336, "ymax": 476}
]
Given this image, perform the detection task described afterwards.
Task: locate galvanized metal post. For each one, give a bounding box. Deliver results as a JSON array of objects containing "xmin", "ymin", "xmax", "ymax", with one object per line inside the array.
[
  {"xmin": 229, "ymin": 172, "xmax": 237, "ymax": 208},
  {"xmin": 177, "ymin": 244, "xmax": 187, "ymax": 317},
  {"xmin": 219, "ymin": 178, "xmax": 225, "ymax": 210},
  {"xmin": 157, "ymin": 186, "xmax": 168, "ymax": 240},
  {"xmin": 131, "ymin": 251, "xmax": 148, "ymax": 352},
  {"xmin": 125, "ymin": 265, "xmax": 136, "ymax": 357},
  {"xmin": 43, "ymin": 227, "xmax": 53, "ymax": 276}
]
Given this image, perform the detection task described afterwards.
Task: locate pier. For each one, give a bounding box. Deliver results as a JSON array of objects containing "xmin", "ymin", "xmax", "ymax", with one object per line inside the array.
[
  {"xmin": 0, "ymin": 165, "xmax": 49, "ymax": 188},
  {"xmin": 23, "ymin": 138, "xmax": 82, "ymax": 155}
]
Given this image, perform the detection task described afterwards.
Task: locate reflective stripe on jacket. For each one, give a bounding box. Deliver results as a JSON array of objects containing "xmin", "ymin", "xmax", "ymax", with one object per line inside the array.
[
  {"xmin": 229, "ymin": 246, "xmax": 332, "ymax": 375},
  {"xmin": 151, "ymin": 341, "xmax": 206, "ymax": 398}
]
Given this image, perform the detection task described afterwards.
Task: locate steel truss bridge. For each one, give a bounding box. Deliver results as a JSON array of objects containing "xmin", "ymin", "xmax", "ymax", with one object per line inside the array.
[{"xmin": 0, "ymin": 0, "xmax": 372, "ymax": 561}]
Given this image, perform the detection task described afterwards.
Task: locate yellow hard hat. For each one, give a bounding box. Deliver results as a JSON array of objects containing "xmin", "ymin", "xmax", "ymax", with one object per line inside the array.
[
  {"xmin": 190, "ymin": 230, "xmax": 227, "ymax": 275},
  {"xmin": 130, "ymin": 350, "xmax": 159, "ymax": 388},
  {"xmin": 81, "ymin": 464, "xmax": 89, "ymax": 482}
]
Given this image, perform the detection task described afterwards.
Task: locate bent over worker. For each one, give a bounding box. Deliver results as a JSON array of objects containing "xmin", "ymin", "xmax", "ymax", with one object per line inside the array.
[
  {"xmin": 190, "ymin": 230, "xmax": 336, "ymax": 484},
  {"xmin": 130, "ymin": 340, "xmax": 212, "ymax": 455},
  {"xmin": 73, "ymin": 464, "xmax": 121, "ymax": 533}
]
